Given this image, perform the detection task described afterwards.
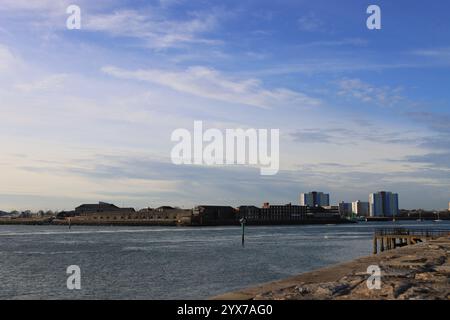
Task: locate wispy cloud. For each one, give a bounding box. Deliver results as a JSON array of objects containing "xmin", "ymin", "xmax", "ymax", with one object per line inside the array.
[
  {"xmin": 406, "ymin": 112, "xmax": 450, "ymax": 152},
  {"xmin": 0, "ymin": 0, "xmax": 70, "ymax": 11},
  {"xmin": 297, "ymin": 38, "xmax": 368, "ymax": 48},
  {"xmin": 404, "ymin": 152, "xmax": 450, "ymax": 169},
  {"xmin": 14, "ymin": 74, "xmax": 69, "ymax": 92},
  {"xmin": 248, "ymin": 60, "xmax": 420, "ymax": 77},
  {"xmin": 0, "ymin": 2, "xmax": 224, "ymax": 49},
  {"xmin": 84, "ymin": 9, "xmax": 222, "ymax": 49},
  {"xmin": 290, "ymin": 127, "xmax": 420, "ymax": 146},
  {"xmin": 158, "ymin": 0, "xmax": 184, "ymax": 8},
  {"xmin": 102, "ymin": 65, "xmax": 321, "ymax": 109},
  {"xmin": 297, "ymin": 13, "xmax": 324, "ymax": 32},
  {"xmin": 291, "ymin": 128, "xmax": 348, "ymax": 144},
  {"xmin": 337, "ymin": 78, "xmax": 404, "ymax": 107},
  {"xmin": 407, "ymin": 112, "xmax": 450, "ymax": 133},
  {"xmin": 0, "ymin": 44, "xmax": 21, "ymax": 72},
  {"xmin": 412, "ymin": 47, "xmax": 450, "ymax": 59}
]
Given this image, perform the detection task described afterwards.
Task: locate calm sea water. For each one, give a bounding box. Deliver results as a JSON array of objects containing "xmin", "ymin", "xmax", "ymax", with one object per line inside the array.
[{"xmin": 0, "ymin": 221, "xmax": 448, "ymax": 300}]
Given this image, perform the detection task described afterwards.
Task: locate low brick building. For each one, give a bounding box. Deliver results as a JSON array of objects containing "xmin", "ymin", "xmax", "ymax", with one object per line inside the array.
[
  {"xmin": 238, "ymin": 203, "xmax": 307, "ymax": 224},
  {"xmin": 192, "ymin": 206, "xmax": 237, "ymax": 225},
  {"xmin": 75, "ymin": 202, "xmax": 135, "ymax": 216}
]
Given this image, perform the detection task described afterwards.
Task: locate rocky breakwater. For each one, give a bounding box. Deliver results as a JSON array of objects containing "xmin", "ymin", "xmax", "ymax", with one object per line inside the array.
[{"xmin": 213, "ymin": 236, "xmax": 450, "ymax": 300}]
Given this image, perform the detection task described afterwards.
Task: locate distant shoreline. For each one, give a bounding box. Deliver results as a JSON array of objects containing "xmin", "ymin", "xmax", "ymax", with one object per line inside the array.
[
  {"xmin": 0, "ymin": 217, "xmax": 355, "ymax": 227},
  {"xmin": 1, "ymin": 216, "xmax": 449, "ymax": 227}
]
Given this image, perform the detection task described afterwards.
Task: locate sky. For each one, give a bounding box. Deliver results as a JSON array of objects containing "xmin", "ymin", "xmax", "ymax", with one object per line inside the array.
[{"xmin": 0, "ymin": 0, "xmax": 449, "ymax": 211}]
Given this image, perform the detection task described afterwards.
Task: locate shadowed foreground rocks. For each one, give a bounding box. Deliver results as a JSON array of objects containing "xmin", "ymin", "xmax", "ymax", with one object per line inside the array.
[{"xmin": 212, "ymin": 236, "xmax": 450, "ymax": 300}]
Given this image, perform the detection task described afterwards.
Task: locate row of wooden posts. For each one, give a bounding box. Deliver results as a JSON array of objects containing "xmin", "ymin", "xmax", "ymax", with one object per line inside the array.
[{"xmin": 373, "ymin": 235, "xmax": 421, "ymax": 254}]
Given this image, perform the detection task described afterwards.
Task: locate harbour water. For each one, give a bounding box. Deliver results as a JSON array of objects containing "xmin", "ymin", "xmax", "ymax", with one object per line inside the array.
[{"xmin": 0, "ymin": 221, "xmax": 448, "ymax": 299}]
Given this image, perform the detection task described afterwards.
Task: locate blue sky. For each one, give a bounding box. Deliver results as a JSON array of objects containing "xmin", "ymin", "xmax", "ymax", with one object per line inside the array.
[{"xmin": 0, "ymin": 0, "xmax": 449, "ymax": 210}]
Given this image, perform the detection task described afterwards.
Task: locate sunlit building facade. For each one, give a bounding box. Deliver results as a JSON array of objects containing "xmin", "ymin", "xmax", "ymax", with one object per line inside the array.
[
  {"xmin": 369, "ymin": 192, "xmax": 399, "ymax": 217},
  {"xmin": 300, "ymin": 191, "xmax": 330, "ymax": 207}
]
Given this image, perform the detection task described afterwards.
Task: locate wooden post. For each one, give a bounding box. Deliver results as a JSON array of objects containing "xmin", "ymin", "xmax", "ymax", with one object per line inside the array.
[
  {"xmin": 381, "ymin": 237, "xmax": 384, "ymax": 252},
  {"xmin": 373, "ymin": 236, "xmax": 378, "ymax": 254},
  {"xmin": 240, "ymin": 217, "xmax": 246, "ymax": 248}
]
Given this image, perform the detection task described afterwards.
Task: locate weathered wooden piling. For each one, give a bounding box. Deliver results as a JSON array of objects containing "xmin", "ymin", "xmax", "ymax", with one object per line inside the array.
[{"xmin": 373, "ymin": 228, "xmax": 450, "ymax": 254}]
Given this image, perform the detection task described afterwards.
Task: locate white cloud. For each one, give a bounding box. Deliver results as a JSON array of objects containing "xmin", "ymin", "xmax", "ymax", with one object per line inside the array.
[
  {"xmin": 297, "ymin": 38, "xmax": 368, "ymax": 48},
  {"xmin": 0, "ymin": 0, "xmax": 69, "ymax": 11},
  {"xmin": 0, "ymin": 44, "xmax": 20, "ymax": 72},
  {"xmin": 337, "ymin": 78, "xmax": 404, "ymax": 107},
  {"xmin": 412, "ymin": 47, "xmax": 450, "ymax": 59},
  {"xmin": 0, "ymin": 2, "xmax": 220, "ymax": 49},
  {"xmin": 14, "ymin": 74, "xmax": 69, "ymax": 92},
  {"xmin": 297, "ymin": 13, "xmax": 324, "ymax": 32},
  {"xmin": 84, "ymin": 9, "xmax": 221, "ymax": 49},
  {"xmin": 158, "ymin": 0, "xmax": 184, "ymax": 8},
  {"xmin": 102, "ymin": 65, "xmax": 321, "ymax": 109}
]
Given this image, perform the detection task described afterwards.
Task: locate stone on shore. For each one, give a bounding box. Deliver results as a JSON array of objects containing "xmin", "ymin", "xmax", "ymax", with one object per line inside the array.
[{"xmin": 212, "ymin": 236, "xmax": 450, "ymax": 300}]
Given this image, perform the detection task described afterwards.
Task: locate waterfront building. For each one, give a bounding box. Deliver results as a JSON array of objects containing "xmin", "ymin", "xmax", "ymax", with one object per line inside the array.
[
  {"xmin": 260, "ymin": 203, "xmax": 307, "ymax": 222},
  {"xmin": 238, "ymin": 205, "xmax": 261, "ymax": 221},
  {"xmin": 369, "ymin": 192, "xmax": 399, "ymax": 217},
  {"xmin": 138, "ymin": 207, "xmax": 192, "ymax": 221},
  {"xmin": 352, "ymin": 201, "xmax": 370, "ymax": 217},
  {"xmin": 56, "ymin": 210, "xmax": 76, "ymax": 218},
  {"xmin": 317, "ymin": 206, "xmax": 340, "ymax": 215},
  {"xmin": 300, "ymin": 191, "xmax": 330, "ymax": 207},
  {"xmin": 238, "ymin": 203, "xmax": 307, "ymax": 224},
  {"xmin": 66, "ymin": 204, "xmax": 191, "ymax": 224},
  {"xmin": 306, "ymin": 205, "xmax": 340, "ymax": 218},
  {"xmin": 338, "ymin": 202, "xmax": 353, "ymax": 216},
  {"xmin": 75, "ymin": 202, "xmax": 135, "ymax": 216},
  {"xmin": 155, "ymin": 206, "xmax": 176, "ymax": 212},
  {"xmin": 192, "ymin": 206, "xmax": 236, "ymax": 225}
]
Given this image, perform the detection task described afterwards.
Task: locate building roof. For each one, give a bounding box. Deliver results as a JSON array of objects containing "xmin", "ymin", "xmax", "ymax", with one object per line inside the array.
[
  {"xmin": 195, "ymin": 205, "xmax": 235, "ymax": 208},
  {"xmin": 76, "ymin": 202, "xmax": 119, "ymax": 210},
  {"xmin": 156, "ymin": 206, "xmax": 175, "ymax": 210}
]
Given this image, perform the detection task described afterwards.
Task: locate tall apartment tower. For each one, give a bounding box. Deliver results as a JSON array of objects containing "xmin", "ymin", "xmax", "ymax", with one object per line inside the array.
[
  {"xmin": 369, "ymin": 191, "xmax": 399, "ymax": 217},
  {"xmin": 300, "ymin": 191, "xmax": 330, "ymax": 207}
]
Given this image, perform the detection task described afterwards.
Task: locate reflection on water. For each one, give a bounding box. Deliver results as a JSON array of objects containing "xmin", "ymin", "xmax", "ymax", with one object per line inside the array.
[{"xmin": 0, "ymin": 221, "xmax": 448, "ymax": 299}]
